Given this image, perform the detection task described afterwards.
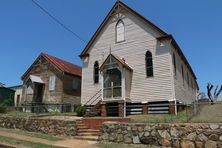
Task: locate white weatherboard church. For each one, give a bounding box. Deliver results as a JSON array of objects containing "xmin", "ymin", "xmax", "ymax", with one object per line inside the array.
[{"xmin": 80, "ymin": 1, "xmax": 199, "ymax": 117}]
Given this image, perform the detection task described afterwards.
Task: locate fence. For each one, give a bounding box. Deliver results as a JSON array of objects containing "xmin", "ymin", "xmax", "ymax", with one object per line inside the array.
[
  {"xmin": 1, "ymin": 101, "xmax": 222, "ymax": 123},
  {"xmin": 5, "ymin": 103, "xmax": 77, "ymax": 115},
  {"xmin": 127, "ymin": 101, "xmax": 222, "ymax": 123}
]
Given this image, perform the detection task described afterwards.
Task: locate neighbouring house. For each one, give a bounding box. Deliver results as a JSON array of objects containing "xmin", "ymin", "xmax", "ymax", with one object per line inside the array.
[
  {"xmin": 0, "ymin": 82, "xmax": 5, "ymax": 87},
  {"xmin": 80, "ymin": 1, "xmax": 199, "ymax": 117},
  {"xmin": 9, "ymin": 85, "xmax": 23, "ymax": 107},
  {"xmin": 0, "ymin": 85, "xmax": 15, "ymax": 106},
  {"xmin": 21, "ymin": 53, "xmax": 81, "ymax": 112}
]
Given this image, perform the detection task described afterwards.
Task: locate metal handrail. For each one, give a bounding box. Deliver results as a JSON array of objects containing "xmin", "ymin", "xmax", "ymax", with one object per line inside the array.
[
  {"xmin": 85, "ymin": 89, "xmax": 102, "ymax": 105},
  {"xmin": 89, "ymin": 94, "xmax": 102, "ymax": 106}
]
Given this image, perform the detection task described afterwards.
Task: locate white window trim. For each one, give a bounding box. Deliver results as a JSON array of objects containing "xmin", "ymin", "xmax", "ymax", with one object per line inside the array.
[
  {"xmin": 49, "ymin": 75, "xmax": 56, "ymax": 91},
  {"xmin": 116, "ymin": 20, "xmax": 125, "ymax": 43}
]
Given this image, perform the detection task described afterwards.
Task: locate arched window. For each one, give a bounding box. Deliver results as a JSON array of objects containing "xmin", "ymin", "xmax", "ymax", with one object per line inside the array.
[
  {"xmin": 187, "ymin": 72, "xmax": 189, "ymax": 88},
  {"xmin": 181, "ymin": 64, "xmax": 184, "ymax": 86},
  {"xmin": 173, "ymin": 53, "xmax": 177, "ymax": 77},
  {"xmin": 94, "ymin": 61, "xmax": 99, "ymax": 84},
  {"xmin": 145, "ymin": 51, "xmax": 153, "ymax": 77},
  {"xmin": 116, "ymin": 20, "xmax": 125, "ymax": 42}
]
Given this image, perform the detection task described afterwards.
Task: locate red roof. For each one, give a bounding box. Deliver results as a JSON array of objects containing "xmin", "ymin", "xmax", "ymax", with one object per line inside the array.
[{"xmin": 42, "ymin": 53, "xmax": 82, "ymax": 77}]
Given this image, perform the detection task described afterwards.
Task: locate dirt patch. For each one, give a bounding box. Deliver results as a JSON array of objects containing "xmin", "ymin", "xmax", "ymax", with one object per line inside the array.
[
  {"xmin": 0, "ymin": 143, "xmax": 16, "ymax": 148},
  {"xmin": 0, "ymin": 130, "xmax": 98, "ymax": 148}
]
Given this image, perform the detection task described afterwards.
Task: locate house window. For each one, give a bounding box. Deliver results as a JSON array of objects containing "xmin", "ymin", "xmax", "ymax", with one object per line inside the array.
[
  {"xmin": 49, "ymin": 75, "xmax": 56, "ymax": 91},
  {"xmin": 103, "ymin": 68, "xmax": 122, "ymax": 99},
  {"xmin": 94, "ymin": 61, "xmax": 99, "ymax": 84},
  {"xmin": 187, "ymin": 72, "xmax": 189, "ymax": 88},
  {"xmin": 173, "ymin": 53, "xmax": 177, "ymax": 77},
  {"xmin": 191, "ymin": 78, "xmax": 193, "ymax": 90},
  {"xmin": 181, "ymin": 65, "xmax": 184, "ymax": 86},
  {"xmin": 116, "ymin": 20, "xmax": 125, "ymax": 43},
  {"xmin": 72, "ymin": 79, "xmax": 78, "ymax": 90},
  {"xmin": 145, "ymin": 51, "xmax": 153, "ymax": 77}
]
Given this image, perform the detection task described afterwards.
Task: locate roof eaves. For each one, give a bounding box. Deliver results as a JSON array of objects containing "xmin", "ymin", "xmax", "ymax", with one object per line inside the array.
[
  {"xmin": 80, "ymin": 1, "xmax": 168, "ymax": 57},
  {"xmin": 157, "ymin": 35, "xmax": 199, "ymax": 90}
]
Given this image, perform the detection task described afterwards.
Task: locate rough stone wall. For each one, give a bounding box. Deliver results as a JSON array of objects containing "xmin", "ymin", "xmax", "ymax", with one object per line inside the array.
[
  {"xmin": 0, "ymin": 116, "xmax": 77, "ymax": 136},
  {"xmin": 99, "ymin": 123, "xmax": 222, "ymax": 148},
  {"xmin": 22, "ymin": 60, "xmax": 63, "ymax": 104},
  {"xmin": 62, "ymin": 75, "xmax": 81, "ymax": 105},
  {"xmin": 22, "ymin": 57, "xmax": 81, "ymax": 105}
]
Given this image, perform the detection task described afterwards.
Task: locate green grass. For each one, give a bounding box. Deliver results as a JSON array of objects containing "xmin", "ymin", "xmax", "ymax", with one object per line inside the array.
[
  {"xmin": 129, "ymin": 110, "xmax": 188, "ymax": 123},
  {"xmin": 191, "ymin": 103, "xmax": 222, "ymax": 123},
  {"xmin": 0, "ymin": 135, "xmax": 64, "ymax": 148},
  {"xmin": 0, "ymin": 111, "xmax": 35, "ymax": 117},
  {"xmin": 0, "ymin": 111, "xmax": 77, "ymax": 118},
  {"xmin": 0, "ymin": 127, "xmax": 64, "ymax": 141}
]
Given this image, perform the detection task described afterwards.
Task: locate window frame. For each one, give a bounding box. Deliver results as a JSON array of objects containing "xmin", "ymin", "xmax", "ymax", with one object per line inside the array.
[
  {"xmin": 181, "ymin": 64, "xmax": 184, "ymax": 86},
  {"xmin": 115, "ymin": 19, "xmax": 125, "ymax": 43},
  {"xmin": 94, "ymin": 61, "xmax": 99, "ymax": 84},
  {"xmin": 49, "ymin": 75, "xmax": 56, "ymax": 91},
  {"xmin": 173, "ymin": 53, "xmax": 177, "ymax": 78},
  {"xmin": 145, "ymin": 50, "xmax": 154, "ymax": 78},
  {"xmin": 187, "ymin": 72, "xmax": 189, "ymax": 88}
]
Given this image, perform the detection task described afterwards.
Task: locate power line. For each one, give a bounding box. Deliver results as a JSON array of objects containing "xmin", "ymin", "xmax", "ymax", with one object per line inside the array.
[{"xmin": 31, "ymin": 0, "xmax": 87, "ymax": 44}]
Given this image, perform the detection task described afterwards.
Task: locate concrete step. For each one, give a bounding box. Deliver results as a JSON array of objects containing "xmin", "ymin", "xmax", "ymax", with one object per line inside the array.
[
  {"xmin": 78, "ymin": 129, "xmax": 100, "ymax": 133},
  {"xmin": 77, "ymin": 132, "xmax": 99, "ymax": 136},
  {"xmin": 73, "ymin": 135, "xmax": 98, "ymax": 141},
  {"xmin": 76, "ymin": 123, "xmax": 86, "ymax": 126},
  {"xmin": 77, "ymin": 125, "xmax": 89, "ymax": 129}
]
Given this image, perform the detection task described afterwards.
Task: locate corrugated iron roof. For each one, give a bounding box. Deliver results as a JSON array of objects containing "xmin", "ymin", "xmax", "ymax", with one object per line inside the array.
[
  {"xmin": 21, "ymin": 53, "xmax": 82, "ymax": 80},
  {"xmin": 42, "ymin": 53, "xmax": 82, "ymax": 77},
  {"xmin": 29, "ymin": 75, "xmax": 45, "ymax": 84}
]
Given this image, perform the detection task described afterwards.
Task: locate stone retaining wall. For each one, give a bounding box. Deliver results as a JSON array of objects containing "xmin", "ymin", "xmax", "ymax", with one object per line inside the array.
[
  {"xmin": 99, "ymin": 123, "xmax": 222, "ymax": 148},
  {"xmin": 0, "ymin": 116, "xmax": 77, "ymax": 136}
]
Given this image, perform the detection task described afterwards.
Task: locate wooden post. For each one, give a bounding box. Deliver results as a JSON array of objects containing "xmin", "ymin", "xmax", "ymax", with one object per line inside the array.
[
  {"xmin": 142, "ymin": 102, "xmax": 148, "ymax": 115},
  {"xmin": 169, "ymin": 101, "xmax": 176, "ymax": 115},
  {"xmin": 118, "ymin": 102, "xmax": 124, "ymax": 117},
  {"xmin": 101, "ymin": 103, "xmax": 107, "ymax": 117}
]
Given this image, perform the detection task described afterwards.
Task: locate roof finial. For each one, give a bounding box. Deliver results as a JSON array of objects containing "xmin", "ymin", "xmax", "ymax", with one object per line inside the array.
[{"xmin": 109, "ymin": 46, "xmax": 112, "ymax": 54}]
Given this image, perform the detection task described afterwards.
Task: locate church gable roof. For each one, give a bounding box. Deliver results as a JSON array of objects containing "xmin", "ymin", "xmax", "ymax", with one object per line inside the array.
[
  {"xmin": 100, "ymin": 54, "xmax": 133, "ymax": 71},
  {"xmin": 80, "ymin": 1, "xmax": 168, "ymax": 57}
]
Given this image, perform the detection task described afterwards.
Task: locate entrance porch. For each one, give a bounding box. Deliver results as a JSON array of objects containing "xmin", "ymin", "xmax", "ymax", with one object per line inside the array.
[{"xmin": 99, "ymin": 54, "xmax": 132, "ymax": 117}]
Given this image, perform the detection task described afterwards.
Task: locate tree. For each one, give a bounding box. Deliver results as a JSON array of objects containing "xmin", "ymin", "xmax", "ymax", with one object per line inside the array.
[{"xmin": 207, "ymin": 83, "xmax": 222, "ymax": 103}]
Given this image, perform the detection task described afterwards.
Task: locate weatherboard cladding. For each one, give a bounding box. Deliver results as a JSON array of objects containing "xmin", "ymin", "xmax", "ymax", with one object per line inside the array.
[
  {"xmin": 170, "ymin": 47, "xmax": 197, "ymax": 103},
  {"xmin": 80, "ymin": 1, "xmax": 167, "ymax": 57},
  {"xmin": 80, "ymin": 1, "xmax": 197, "ymax": 89},
  {"xmin": 80, "ymin": 1, "xmax": 198, "ymax": 104},
  {"xmin": 81, "ymin": 8, "xmax": 173, "ymax": 104}
]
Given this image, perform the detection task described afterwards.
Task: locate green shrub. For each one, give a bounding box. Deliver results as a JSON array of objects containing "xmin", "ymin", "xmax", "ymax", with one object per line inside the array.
[
  {"xmin": 75, "ymin": 106, "xmax": 86, "ymax": 116},
  {"xmin": 3, "ymin": 99, "xmax": 13, "ymax": 106},
  {"xmin": 0, "ymin": 103, "xmax": 7, "ymax": 113}
]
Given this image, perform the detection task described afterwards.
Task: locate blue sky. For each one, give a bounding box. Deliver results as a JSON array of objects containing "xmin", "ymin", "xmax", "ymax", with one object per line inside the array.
[{"xmin": 0, "ymin": 0, "xmax": 221, "ymax": 93}]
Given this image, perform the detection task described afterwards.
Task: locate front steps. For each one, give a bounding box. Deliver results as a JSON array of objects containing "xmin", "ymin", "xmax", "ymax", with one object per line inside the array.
[{"xmin": 74, "ymin": 120, "xmax": 99, "ymax": 141}]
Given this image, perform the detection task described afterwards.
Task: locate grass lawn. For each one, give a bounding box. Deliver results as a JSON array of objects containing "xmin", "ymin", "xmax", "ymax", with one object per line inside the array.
[
  {"xmin": 0, "ymin": 111, "xmax": 77, "ymax": 118},
  {"xmin": 0, "ymin": 127, "xmax": 64, "ymax": 141},
  {"xmin": 129, "ymin": 110, "xmax": 188, "ymax": 123},
  {"xmin": 0, "ymin": 135, "xmax": 64, "ymax": 148},
  {"xmin": 129, "ymin": 102, "xmax": 222, "ymax": 123},
  {"xmin": 191, "ymin": 103, "xmax": 222, "ymax": 123}
]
